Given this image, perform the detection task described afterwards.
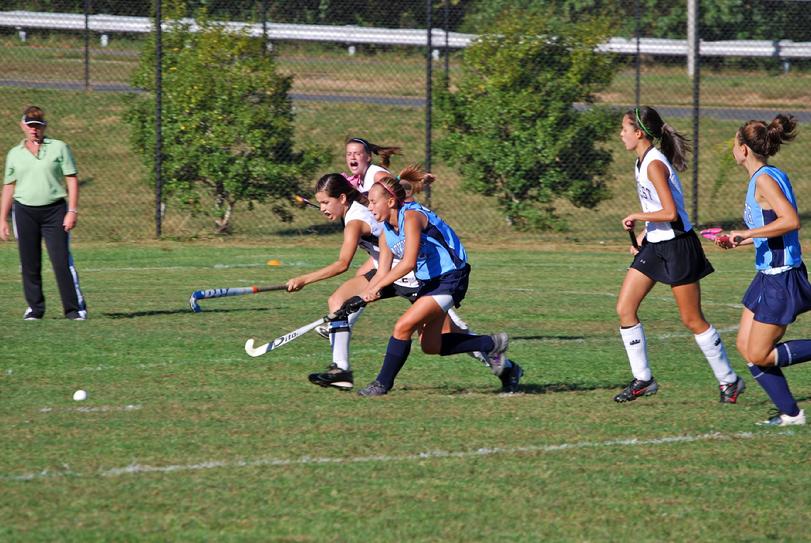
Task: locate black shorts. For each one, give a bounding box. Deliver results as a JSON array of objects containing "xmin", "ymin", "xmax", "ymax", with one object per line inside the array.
[
  {"xmin": 630, "ymin": 230, "xmax": 714, "ymax": 286},
  {"xmin": 416, "ymin": 264, "xmax": 470, "ymax": 308},
  {"xmin": 363, "ymin": 269, "xmax": 419, "ymax": 303}
]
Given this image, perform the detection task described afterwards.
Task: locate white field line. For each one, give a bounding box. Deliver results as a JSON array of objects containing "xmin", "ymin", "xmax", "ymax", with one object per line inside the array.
[
  {"xmin": 39, "ymin": 404, "xmax": 142, "ymax": 413},
  {"xmin": 2, "ymin": 430, "xmax": 793, "ymax": 482}
]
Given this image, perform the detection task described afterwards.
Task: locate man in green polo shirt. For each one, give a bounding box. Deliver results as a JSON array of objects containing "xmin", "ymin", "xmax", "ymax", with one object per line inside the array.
[{"xmin": 0, "ymin": 106, "xmax": 87, "ymax": 320}]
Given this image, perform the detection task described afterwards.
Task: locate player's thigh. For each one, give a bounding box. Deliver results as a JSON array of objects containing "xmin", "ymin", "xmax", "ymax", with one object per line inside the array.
[
  {"xmin": 616, "ymin": 267, "xmax": 656, "ymax": 321},
  {"xmin": 328, "ymin": 275, "xmax": 369, "ymax": 312},
  {"xmin": 393, "ymin": 296, "xmax": 446, "ymax": 341}
]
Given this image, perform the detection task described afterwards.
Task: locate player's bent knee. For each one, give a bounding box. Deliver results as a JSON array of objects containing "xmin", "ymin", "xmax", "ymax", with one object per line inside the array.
[{"xmin": 392, "ymin": 319, "xmax": 417, "ymax": 340}]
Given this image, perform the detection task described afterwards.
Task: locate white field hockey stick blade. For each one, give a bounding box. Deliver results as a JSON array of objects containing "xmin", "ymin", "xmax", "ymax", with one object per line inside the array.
[{"xmin": 244, "ymin": 316, "xmax": 328, "ymax": 357}]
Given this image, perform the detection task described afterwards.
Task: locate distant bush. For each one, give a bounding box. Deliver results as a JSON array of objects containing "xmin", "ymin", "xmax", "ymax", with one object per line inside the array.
[
  {"xmin": 124, "ymin": 10, "xmax": 325, "ymax": 234},
  {"xmin": 436, "ymin": 10, "xmax": 617, "ymax": 231}
]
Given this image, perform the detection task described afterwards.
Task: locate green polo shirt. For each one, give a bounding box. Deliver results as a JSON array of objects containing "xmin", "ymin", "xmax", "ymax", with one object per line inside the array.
[{"xmin": 4, "ymin": 138, "xmax": 77, "ymax": 206}]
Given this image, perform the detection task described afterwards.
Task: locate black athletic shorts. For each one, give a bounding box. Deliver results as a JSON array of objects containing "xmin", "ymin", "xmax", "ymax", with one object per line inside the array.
[
  {"xmin": 630, "ymin": 230, "xmax": 714, "ymax": 286},
  {"xmin": 363, "ymin": 269, "xmax": 419, "ymax": 303}
]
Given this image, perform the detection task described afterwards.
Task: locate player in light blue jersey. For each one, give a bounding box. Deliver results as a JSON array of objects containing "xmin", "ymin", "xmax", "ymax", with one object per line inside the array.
[
  {"xmin": 356, "ymin": 168, "xmax": 521, "ymax": 396},
  {"xmin": 615, "ymin": 106, "xmax": 742, "ymax": 404},
  {"xmin": 715, "ymin": 114, "xmax": 810, "ymax": 426}
]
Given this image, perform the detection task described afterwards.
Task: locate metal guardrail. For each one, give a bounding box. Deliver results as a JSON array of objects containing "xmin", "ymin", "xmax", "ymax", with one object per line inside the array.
[{"xmin": 3, "ymin": 10, "xmax": 811, "ymax": 58}]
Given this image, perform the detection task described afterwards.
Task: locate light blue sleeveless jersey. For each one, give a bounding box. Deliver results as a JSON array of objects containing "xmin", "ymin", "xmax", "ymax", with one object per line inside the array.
[
  {"xmin": 383, "ymin": 201, "xmax": 468, "ymax": 280},
  {"xmin": 743, "ymin": 165, "xmax": 802, "ymax": 270}
]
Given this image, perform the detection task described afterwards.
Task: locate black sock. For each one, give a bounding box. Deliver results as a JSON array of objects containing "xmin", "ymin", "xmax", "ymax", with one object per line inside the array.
[
  {"xmin": 376, "ymin": 337, "xmax": 412, "ymax": 390},
  {"xmin": 439, "ymin": 333, "xmax": 494, "ymax": 356}
]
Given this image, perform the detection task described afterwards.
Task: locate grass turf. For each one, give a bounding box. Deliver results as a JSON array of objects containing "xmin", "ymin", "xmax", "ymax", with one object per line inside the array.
[{"xmin": 1, "ymin": 241, "xmax": 809, "ymax": 541}]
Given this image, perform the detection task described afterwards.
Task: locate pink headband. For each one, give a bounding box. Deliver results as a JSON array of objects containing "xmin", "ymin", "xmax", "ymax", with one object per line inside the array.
[{"xmin": 374, "ymin": 181, "xmax": 400, "ymax": 202}]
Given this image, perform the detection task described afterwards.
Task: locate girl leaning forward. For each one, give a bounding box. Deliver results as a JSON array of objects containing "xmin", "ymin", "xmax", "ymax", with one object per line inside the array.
[
  {"xmin": 615, "ymin": 106, "xmax": 743, "ymax": 404},
  {"xmin": 357, "ymin": 174, "xmax": 519, "ymax": 396}
]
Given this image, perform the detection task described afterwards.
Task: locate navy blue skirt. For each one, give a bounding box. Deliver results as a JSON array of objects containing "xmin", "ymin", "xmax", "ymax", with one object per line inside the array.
[
  {"xmin": 417, "ymin": 264, "xmax": 471, "ymax": 307},
  {"xmin": 742, "ymin": 263, "xmax": 811, "ymax": 325}
]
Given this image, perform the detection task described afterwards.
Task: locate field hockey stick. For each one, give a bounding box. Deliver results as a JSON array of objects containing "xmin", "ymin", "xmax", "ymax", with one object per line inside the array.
[
  {"xmin": 244, "ymin": 296, "xmax": 366, "ymax": 357},
  {"xmin": 625, "ymin": 221, "xmax": 640, "ymax": 250},
  {"xmin": 189, "ymin": 284, "xmax": 287, "ymax": 313},
  {"xmin": 293, "ymin": 194, "xmax": 319, "ymax": 210}
]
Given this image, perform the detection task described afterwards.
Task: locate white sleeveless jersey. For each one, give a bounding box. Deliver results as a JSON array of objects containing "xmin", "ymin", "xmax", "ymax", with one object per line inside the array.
[
  {"xmin": 344, "ymin": 200, "xmax": 419, "ymax": 288},
  {"xmin": 635, "ymin": 146, "xmax": 692, "ymax": 243},
  {"xmin": 360, "ymin": 164, "xmax": 389, "ymax": 194}
]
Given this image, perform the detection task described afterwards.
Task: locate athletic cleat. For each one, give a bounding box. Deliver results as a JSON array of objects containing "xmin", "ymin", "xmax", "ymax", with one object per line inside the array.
[
  {"xmin": 719, "ymin": 376, "xmax": 745, "ymax": 404},
  {"xmin": 613, "ymin": 377, "xmax": 659, "ymax": 403},
  {"xmin": 357, "ymin": 380, "xmax": 389, "ymax": 397},
  {"xmin": 308, "ymin": 364, "xmax": 353, "ymax": 390},
  {"xmin": 756, "ymin": 409, "xmax": 806, "ymax": 426},
  {"xmin": 23, "ymin": 307, "xmax": 42, "ymax": 321},
  {"xmin": 499, "ymin": 360, "xmax": 523, "ymax": 394},
  {"xmin": 314, "ymin": 324, "xmax": 330, "ymax": 340},
  {"xmin": 467, "ymin": 350, "xmax": 490, "ymax": 367},
  {"xmin": 488, "ymin": 333, "xmax": 510, "ymax": 376}
]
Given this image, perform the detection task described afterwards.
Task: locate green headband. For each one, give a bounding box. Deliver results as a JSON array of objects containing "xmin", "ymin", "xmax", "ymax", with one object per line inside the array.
[{"xmin": 634, "ymin": 107, "xmax": 655, "ymax": 139}]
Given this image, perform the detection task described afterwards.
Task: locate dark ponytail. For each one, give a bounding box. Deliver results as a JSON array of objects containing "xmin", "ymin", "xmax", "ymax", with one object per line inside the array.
[
  {"xmin": 738, "ymin": 114, "xmax": 797, "ymax": 160},
  {"xmin": 626, "ymin": 106, "xmax": 692, "ymax": 172},
  {"xmin": 315, "ymin": 173, "xmax": 369, "ymax": 206}
]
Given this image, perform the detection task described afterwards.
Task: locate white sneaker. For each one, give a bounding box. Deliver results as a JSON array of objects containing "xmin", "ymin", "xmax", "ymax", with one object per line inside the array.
[
  {"xmin": 23, "ymin": 307, "xmax": 42, "ymax": 321},
  {"xmin": 757, "ymin": 409, "xmax": 806, "ymax": 426}
]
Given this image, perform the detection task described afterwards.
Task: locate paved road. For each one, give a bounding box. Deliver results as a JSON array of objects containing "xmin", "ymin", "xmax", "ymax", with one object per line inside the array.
[{"xmin": 3, "ymin": 78, "xmax": 809, "ymax": 121}]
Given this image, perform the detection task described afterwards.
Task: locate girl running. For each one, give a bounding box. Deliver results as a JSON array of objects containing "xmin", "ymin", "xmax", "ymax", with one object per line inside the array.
[
  {"xmin": 614, "ymin": 106, "xmax": 743, "ymax": 404},
  {"xmin": 357, "ymin": 175, "xmax": 520, "ymax": 396},
  {"xmin": 715, "ymin": 114, "xmax": 808, "ymax": 426},
  {"xmin": 286, "ymin": 171, "xmax": 520, "ymax": 392}
]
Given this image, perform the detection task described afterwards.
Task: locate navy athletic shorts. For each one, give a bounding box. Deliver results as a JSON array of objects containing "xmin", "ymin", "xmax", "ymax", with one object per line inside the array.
[
  {"xmin": 364, "ymin": 269, "xmax": 419, "ymax": 303},
  {"xmin": 416, "ymin": 264, "xmax": 471, "ymax": 308},
  {"xmin": 631, "ymin": 230, "xmax": 714, "ymax": 286},
  {"xmin": 742, "ymin": 263, "xmax": 811, "ymax": 325}
]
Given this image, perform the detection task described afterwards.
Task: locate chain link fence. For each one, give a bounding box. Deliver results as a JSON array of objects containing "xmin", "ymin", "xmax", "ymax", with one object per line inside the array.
[{"xmin": 2, "ymin": 1, "xmax": 811, "ymax": 242}]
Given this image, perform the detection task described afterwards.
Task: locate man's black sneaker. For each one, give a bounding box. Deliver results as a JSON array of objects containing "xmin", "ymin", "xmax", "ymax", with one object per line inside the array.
[
  {"xmin": 499, "ymin": 360, "xmax": 523, "ymax": 394},
  {"xmin": 719, "ymin": 376, "xmax": 745, "ymax": 404},
  {"xmin": 308, "ymin": 364, "xmax": 353, "ymax": 390},
  {"xmin": 613, "ymin": 377, "xmax": 659, "ymax": 403},
  {"xmin": 357, "ymin": 380, "xmax": 388, "ymax": 397}
]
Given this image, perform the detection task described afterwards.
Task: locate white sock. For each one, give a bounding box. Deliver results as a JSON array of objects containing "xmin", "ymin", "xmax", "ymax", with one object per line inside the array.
[
  {"xmin": 330, "ymin": 319, "xmax": 351, "ymax": 371},
  {"xmin": 694, "ymin": 325, "xmax": 736, "ymax": 385},
  {"xmin": 347, "ymin": 305, "xmax": 365, "ymax": 328},
  {"xmin": 620, "ymin": 323, "xmax": 651, "ymax": 381}
]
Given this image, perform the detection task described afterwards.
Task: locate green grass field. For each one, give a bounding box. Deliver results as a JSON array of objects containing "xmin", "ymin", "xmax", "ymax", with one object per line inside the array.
[{"xmin": 1, "ymin": 241, "xmax": 810, "ymax": 541}]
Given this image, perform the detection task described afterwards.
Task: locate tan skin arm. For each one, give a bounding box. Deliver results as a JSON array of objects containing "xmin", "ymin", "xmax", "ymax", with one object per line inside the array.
[
  {"xmin": 718, "ymin": 173, "xmax": 800, "ymax": 249},
  {"xmin": 0, "ymin": 183, "xmax": 14, "ymax": 240},
  {"xmin": 63, "ymin": 175, "xmax": 78, "ymax": 232},
  {"xmin": 286, "ymin": 219, "xmax": 367, "ymax": 291},
  {"xmin": 364, "ymin": 210, "xmax": 425, "ymax": 301}
]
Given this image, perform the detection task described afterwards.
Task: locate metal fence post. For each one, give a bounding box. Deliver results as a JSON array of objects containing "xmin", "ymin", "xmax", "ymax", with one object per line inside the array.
[
  {"xmin": 634, "ymin": 0, "xmax": 640, "ymax": 107},
  {"xmin": 425, "ymin": 0, "xmax": 433, "ymax": 207},
  {"xmin": 688, "ymin": 0, "xmax": 700, "ymax": 224},
  {"xmin": 261, "ymin": 0, "xmax": 268, "ymax": 55},
  {"xmin": 155, "ymin": 0, "xmax": 163, "ymax": 238},
  {"xmin": 84, "ymin": 0, "xmax": 90, "ymax": 90}
]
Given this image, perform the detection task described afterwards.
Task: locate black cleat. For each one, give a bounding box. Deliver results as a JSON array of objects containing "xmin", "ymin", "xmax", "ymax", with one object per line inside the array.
[
  {"xmin": 613, "ymin": 377, "xmax": 659, "ymax": 403},
  {"xmin": 308, "ymin": 364, "xmax": 353, "ymax": 390},
  {"xmin": 357, "ymin": 380, "xmax": 389, "ymax": 397},
  {"xmin": 719, "ymin": 376, "xmax": 745, "ymax": 404},
  {"xmin": 499, "ymin": 360, "xmax": 523, "ymax": 394}
]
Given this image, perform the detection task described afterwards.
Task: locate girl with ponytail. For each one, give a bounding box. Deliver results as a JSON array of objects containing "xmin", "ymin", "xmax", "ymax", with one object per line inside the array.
[
  {"xmin": 715, "ymin": 114, "xmax": 809, "ymax": 426},
  {"xmin": 356, "ymin": 171, "xmax": 522, "ymax": 396},
  {"xmin": 344, "ymin": 137, "xmax": 402, "ymax": 192},
  {"xmin": 614, "ymin": 106, "xmax": 742, "ymax": 404}
]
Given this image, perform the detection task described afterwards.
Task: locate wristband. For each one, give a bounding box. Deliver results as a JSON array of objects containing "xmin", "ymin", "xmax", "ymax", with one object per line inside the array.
[{"xmin": 67, "ymin": 209, "xmax": 78, "ymax": 214}]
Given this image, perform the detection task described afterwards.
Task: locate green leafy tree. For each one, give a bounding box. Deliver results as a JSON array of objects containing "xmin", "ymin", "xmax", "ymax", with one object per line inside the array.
[
  {"xmin": 436, "ymin": 10, "xmax": 617, "ymax": 230},
  {"xmin": 124, "ymin": 11, "xmax": 324, "ymax": 234}
]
